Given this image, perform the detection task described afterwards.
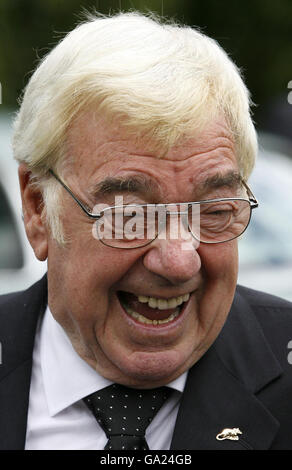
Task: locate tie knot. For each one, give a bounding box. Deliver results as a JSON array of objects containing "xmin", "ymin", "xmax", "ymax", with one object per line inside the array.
[{"xmin": 84, "ymin": 383, "xmax": 172, "ymax": 450}]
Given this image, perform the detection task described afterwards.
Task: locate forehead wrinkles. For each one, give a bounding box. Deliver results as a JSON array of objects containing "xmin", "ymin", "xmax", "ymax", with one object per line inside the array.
[
  {"xmin": 66, "ymin": 109, "xmax": 235, "ymax": 154},
  {"xmin": 156, "ymin": 116, "xmax": 235, "ymax": 161},
  {"xmin": 158, "ymin": 135, "xmax": 235, "ymax": 164},
  {"xmin": 65, "ymin": 111, "xmax": 156, "ymax": 165},
  {"xmin": 64, "ymin": 112, "xmax": 237, "ymax": 192}
]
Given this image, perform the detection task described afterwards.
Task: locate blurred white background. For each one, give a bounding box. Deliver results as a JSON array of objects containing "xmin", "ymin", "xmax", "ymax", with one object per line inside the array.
[{"xmin": 0, "ymin": 112, "xmax": 46, "ymax": 294}]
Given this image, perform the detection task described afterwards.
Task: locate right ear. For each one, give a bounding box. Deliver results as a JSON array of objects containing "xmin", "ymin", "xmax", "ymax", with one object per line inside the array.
[{"xmin": 18, "ymin": 164, "xmax": 48, "ymax": 261}]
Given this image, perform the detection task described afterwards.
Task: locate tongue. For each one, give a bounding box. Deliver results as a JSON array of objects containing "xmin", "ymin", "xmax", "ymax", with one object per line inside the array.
[{"xmin": 120, "ymin": 292, "xmax": 179, "ymax": 321}]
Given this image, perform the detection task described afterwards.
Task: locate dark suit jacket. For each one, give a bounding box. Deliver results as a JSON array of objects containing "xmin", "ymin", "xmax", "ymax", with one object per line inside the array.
[{"xmin": 1, "ymin": 275, "xmax": 292, "ymax": 450}]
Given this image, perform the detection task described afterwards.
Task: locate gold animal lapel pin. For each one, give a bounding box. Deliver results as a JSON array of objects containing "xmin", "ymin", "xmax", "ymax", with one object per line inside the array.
[{"xmin": 216, "ymin": 428, "xmax": 242, "ymax": 441}]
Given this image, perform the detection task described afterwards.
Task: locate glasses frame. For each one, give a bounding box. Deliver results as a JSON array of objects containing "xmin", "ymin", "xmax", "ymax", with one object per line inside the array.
[{"xmin": 49, "ymin": 169, "xmax": 258, "ymax": 248}]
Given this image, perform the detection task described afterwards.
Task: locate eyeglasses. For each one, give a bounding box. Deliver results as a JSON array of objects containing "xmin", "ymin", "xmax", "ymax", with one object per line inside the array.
[{"xmin": 49, "ymin": 169, "xmax": 258, "ymax": 249}]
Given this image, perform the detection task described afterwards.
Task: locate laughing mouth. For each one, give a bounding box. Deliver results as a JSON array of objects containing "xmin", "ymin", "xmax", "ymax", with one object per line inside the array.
[{"xmin": 118, "ymin": 291, "xmax": 190, "ymax": 326}]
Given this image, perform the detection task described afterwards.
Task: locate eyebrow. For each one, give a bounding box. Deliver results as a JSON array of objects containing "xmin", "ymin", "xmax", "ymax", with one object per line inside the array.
[
  {"xmin": 89, "ymin": 175, "xmax": 161, "ymax": 199},
  {"xmin": 197, "ymin": 171, "xmax": 242, "ymax": 195},
  {"xmin": 88, "ymin": 170, "xmax": 242, "ymax": 202}
]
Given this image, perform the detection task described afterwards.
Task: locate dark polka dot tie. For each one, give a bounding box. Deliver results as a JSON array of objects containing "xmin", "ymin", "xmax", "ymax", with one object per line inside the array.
[{"xmin": 83, "ymin": 383, "xmax": 172, "ymax": 450}]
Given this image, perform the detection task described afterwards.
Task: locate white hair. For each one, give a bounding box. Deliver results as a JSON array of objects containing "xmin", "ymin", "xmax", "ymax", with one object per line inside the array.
[{"xmin": 12, "ymin": 11, "xmax": 257, "ymax": 243}]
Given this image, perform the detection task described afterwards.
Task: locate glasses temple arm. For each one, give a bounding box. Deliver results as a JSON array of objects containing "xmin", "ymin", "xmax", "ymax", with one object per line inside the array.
[
  {"xmin": 241, "ymin": 179, "xmax": 258, "ymax": 208},
  {"xmin": 48, "ymin": 169, "xmax": 101, "ymax": 219}
]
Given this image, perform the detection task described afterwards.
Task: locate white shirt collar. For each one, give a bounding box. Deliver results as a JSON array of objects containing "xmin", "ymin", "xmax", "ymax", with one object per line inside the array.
[{"xmin": 40, "ymin": 306, "xmax": 187, "ymax": 417}]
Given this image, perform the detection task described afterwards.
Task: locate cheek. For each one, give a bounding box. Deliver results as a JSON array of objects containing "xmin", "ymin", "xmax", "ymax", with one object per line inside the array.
[
  {"xmin": 195, "ymin": 241, "xmax": 238, "ymax": 338},
  {"xmin": 51, "ymin": 235, "xmax": 144, "ymax": 304},
  {"xmin": 198, "ymin": 241, "xmax": 238, "ymax": 283}
]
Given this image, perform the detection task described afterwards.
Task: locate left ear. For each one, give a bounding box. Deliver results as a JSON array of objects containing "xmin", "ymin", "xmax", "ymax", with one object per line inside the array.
[{"xmin": 18, "ymin": 163, "xmax": 48, "ymax": 261}]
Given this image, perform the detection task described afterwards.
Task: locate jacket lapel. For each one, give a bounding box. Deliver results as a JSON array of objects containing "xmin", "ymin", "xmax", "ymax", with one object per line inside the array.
[
  {"xmin": 0, "ymin": 276, "xmax": 47, "ymax": 450},
  {"xmin": 170, "ymin": 287, "xmax": 282, "ymax": 450}
]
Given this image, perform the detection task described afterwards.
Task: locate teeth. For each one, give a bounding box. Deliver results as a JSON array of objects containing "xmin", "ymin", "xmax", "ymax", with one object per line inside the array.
[
  {"xmin": 120, "ymin": 292, "xmax": 191, "ymax": 326},
  {"xmin": 158, "ymin": 299, "xmax": 168, "ymax": 310},
  {"xmin": 148, "ymin": 298, "xmax": 158, "ymax": 309},
  {"xmin": 137, "ymin": 293, "xmax": 190, "ymax": 310},
  {"xmin": 123, "ymin": 303, "xmax": 180, "ymax": 325}
]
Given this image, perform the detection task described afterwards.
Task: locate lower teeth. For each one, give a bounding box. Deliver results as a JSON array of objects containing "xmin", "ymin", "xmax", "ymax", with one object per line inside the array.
[{"xmin": 123, "ymin": 303, "xmax": 180, "ymax": 325}]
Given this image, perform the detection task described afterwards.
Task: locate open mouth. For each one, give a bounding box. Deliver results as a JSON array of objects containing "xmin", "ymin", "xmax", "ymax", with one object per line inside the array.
[{"xmin": 118, "ymin": 291, "xmax": 190, "ymax": 326}]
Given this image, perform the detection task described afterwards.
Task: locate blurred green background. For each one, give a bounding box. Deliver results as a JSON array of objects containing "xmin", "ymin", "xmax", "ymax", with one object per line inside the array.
[{"xmin": 0, "ymin": 0, "xmax": 292, "ymax": 138}]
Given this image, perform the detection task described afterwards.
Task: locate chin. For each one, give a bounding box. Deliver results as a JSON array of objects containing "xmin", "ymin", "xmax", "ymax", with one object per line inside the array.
[{"xmin": 113, "ymin": 348, "xmax": 192, "ymax": 388}]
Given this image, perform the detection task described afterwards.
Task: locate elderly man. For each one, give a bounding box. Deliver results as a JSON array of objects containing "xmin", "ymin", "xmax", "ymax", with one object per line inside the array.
[{"xmin": 1, "ymin": 12, "xmax": 292, "ymax": 451}]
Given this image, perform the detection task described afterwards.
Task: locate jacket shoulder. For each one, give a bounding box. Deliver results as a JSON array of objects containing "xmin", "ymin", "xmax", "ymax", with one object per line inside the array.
[
  {"xmin": 236, "ymin": 285, "xmax": 292, "ymax": 366},
  {"xmin": 235, "ymin": 286, "xmax": 292, "ymax": 449},
  {"xmin": 0, "ymin": 276, "xmax": 47, "ymax": 377},
  {"xmin": 236, "ymin": 285, "xmax": 292, "ymax": 310},
  {"xmin": 236, "ymin": 285, "xmax": 292, "ymax": 331},
  {"xmin": 0, "ymin": 276, "xmax": 47, "ymax": 322}
]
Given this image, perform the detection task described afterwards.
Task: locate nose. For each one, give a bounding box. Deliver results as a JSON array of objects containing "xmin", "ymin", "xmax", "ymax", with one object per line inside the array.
[{"xmin": 143, "ymin": 235, "xmax": 201, "ymax": 285}]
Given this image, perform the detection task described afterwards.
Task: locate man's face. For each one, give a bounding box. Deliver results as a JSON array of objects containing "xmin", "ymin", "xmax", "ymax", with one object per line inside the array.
[{"xmin": 46, "ymin": 112, "xmax": 239, "ymax": 388}]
